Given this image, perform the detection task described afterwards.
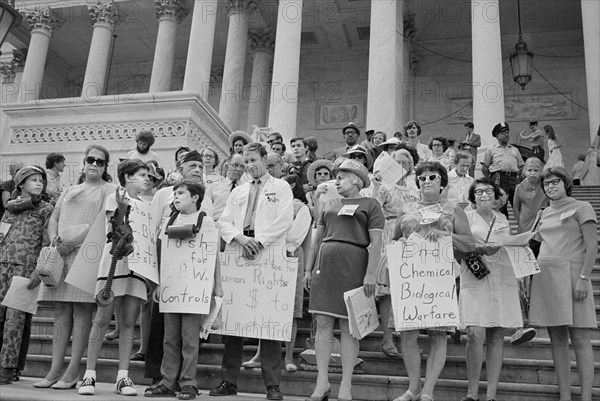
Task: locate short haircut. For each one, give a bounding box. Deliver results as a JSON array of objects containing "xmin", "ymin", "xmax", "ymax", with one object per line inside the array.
[
  {"xmin": 268, "ymin": 132, "xmax": 283, "ymax": 142},
  {"xmin": 414, "ymin": 161, "xmax": 448, "ymax": 191},
  {"xmin": 136, "ymin": 130, "xmax": 155, "ymax": 146},
  {"xmin": 202, "ymin": 147, "xmax": 220, "ymax": 169},
  {"xmin": 464, "ymin": 122, "xmax": 474, "ymax": 129},
  {"xmin": 403, "ymin": 121, "xmax": 422, "ymax": 136},
  {"xmin": 393, "ymin": 142, "xmax": 420, "ymax": 165},
  {"xmin": 428, "ymin": 136, "xmax": 449, "ymax": 151},
  {"xmin": 304, "ymin": 136, "xmax": 319, "ymax": 152},
  {"xmin": 540, "ymin": 167, "xmax": 573, "ymax": 197},
  {"xmin": 271, "ymin": 142, "xmax": 286, "ymax": 152},
  {"xmin": 282, "ymin": 174, "xmax": 308, "ymax": 204},
  {"xmin": 117, "ymin": 159, "xmax": 149, "ymax": 187},
  {"xmin": 290, "ymin": 137, "xmax": 307, "ymax": 147},
  {"xmin": 454, "ymin": 151, "xmax": 473, "ymax": 165},
  {"xmin": 372, "ymin": 131, "xmax": 387, "ymax": 142},
  {"xmin": 45, "ymin": 153, "xmax": 65, "ymax": 169},
  {"xmin": 391, "ymin": 149, "xmax": 415, "ymax": 173},
  {"xmin": 243, "ymin": 142, "xmax": 267, "ymax": 158},
  {"xmin": 173, "ymin": 179, "xmax": 205, "ymax": 210},
  {"xmin": 468, "ymin": 177, "xmax": 501, "ymax": 204}
]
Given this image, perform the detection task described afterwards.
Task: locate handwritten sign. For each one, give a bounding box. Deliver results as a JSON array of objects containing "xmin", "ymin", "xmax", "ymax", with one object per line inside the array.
[
  {"xmin": 387, "ymin": 233, "xmax": 459, "ymax": 331},
  {"xmin": 159, "ymin": 221, "xmax": 219, "ymax": 314},
  {"xmin": 127, "ymin": 199, "xmax": 159, "ymax": 284},
  {"xmin": 216, "ymin": 238, "xmax": 298, "ymax": 342}
]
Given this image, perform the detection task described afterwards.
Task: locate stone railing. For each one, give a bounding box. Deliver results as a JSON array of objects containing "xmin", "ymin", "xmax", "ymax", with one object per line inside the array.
[{"xmin": 0, "ymin": 91, "xmax": 230, "ymax": 183}]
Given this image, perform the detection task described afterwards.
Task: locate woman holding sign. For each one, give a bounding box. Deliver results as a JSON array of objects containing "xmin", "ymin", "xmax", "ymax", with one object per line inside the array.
[
  {"xmin": 529, "ymin": 167, "xmax": 597, "ymax": 401},
  {"xmin": 391, "ymin": 161, "xmax": 482, "ymax": 401},
  {"xmin": 459, "ymin": 178, "xmax": 521, "ymax": 401},
  {"xmin": 305, "ymin": 159, "xmax": 384, "ymax": 401}
]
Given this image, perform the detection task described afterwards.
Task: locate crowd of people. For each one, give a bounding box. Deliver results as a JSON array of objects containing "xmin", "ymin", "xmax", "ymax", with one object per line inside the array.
[{"xmin": 0, "ymin": 122, "xmax": 597, "ymax": 401}]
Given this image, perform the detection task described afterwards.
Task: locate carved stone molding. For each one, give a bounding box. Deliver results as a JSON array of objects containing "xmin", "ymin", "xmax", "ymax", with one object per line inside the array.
[
  {"xmin": 0, "ymin": 50, "xmax": 27, "ymax": 80},
  {"xmin": 25, "ymin": 8, "xmax": 64, "ymax": 35},
  {"xmin": 226, "ymin": 0, "xmax": 256, "ymax": 15},
  {"xmin": 404, "ymin": 11, "xmax": 417, "ymax": 41},
  {"xmin": 189, "ymin": 122, "xmax": 227, "ymax": 160},
  {"xmin": 10, "ymin": 121, "xmax": 188, "ymax": 144},
  {"xmin": 248, "ymin": 29, "xmax": 275, "ymax": 53},
  {"xmin": 88, "ymin": 1, "xmax": 119, "ymax": 26},
  {"xmin": 153, "ymin": 0, "xmax": 190, "ymax": 23}
]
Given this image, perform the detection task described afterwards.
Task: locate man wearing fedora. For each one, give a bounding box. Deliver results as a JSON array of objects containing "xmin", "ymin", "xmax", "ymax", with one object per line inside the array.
[
  {"xmin": 329, "ymin": 122, "xmax": 361, "ymax": 161},
  {"xmin": 460, "ymin": 122, "xmax": 481, "ymax": 177},
  {"xmin": 482, "ymin": 122, "xmax": 524, "ymax": 218}
]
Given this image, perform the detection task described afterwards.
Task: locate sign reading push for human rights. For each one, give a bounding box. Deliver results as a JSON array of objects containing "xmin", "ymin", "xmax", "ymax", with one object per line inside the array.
[
  {"xmin": 387, "ymin": 233, "xmax": 458, "ymax": 331},
  {"xmin": 159, "ymin": 221, "xmax": 219, "ymax": 314},
  {"xmin": 217, "ymin": 239, "xmax": 298, "ymax": 342}
]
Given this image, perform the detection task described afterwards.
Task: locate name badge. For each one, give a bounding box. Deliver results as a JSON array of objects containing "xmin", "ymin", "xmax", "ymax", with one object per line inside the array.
[
  {"xmin": 338, "ymin": 204, "xmax": 359, "ymax": 216},
  {"xmin": 265, "ymin": 192, "xmax": 278, "ymax": 203},
  {"xmin": 418, "ymin": 204, "xmax": 442, "ymax": 225},
  {"xmin": 560, "ymin": 209, "xmax": 576, "ymax": 220},
  {"xmin": 0, "ymin": 222, "xmax": 11, "ymax": 243}
]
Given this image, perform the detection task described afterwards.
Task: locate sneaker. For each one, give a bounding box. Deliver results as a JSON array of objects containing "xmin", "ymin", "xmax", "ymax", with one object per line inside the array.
[
  {"xmin": 510, "ymin": 327, "xmax": 537, "ymax": 345},
  {"xmin": 209, "ymin": 381, "xmax": 237, "ymax": 396},
  {"xmin": 79, "ymin": 376, "xmax": 96, "ymax": 395},
  {"xmin": 116, "ymin": 377, "xmax": 138, "ymax": 396}
]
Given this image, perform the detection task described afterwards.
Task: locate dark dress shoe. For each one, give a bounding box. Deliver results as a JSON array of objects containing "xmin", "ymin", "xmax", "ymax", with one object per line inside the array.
[
  {"xmin": 209, "ymin": 381, "xmax": 238, "ymax": 397},
  {"xmin": 266, "ymin": 385, "xmax": 284, "ymax": 400}
]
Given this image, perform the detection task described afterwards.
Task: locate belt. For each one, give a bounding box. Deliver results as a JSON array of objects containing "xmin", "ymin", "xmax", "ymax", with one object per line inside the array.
[
  {"xmin": 243, "ymin": 230, "xmax": 255, "ymax": 237},
  {"xmin": 496, "ymin": 171, "xmax": 518, "ymax": 177}
]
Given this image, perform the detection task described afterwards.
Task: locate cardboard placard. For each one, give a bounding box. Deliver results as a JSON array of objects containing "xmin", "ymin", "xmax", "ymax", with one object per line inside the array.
[
  {"xmin": 2, "ymin": 276, "xmax": 40, "ymax": 314},
  {"xmin": 387, "ymin": 233, "xmax": 459, "ymax": 331},
  {"xmin": 159, "ymin": 224, "xmax": 219, "ymax": 314},
  {"xmin": 216, "ymin": 239, "xmax": 298, "ymax": 342},
  {"xmin": 127, "ymin": 199, "xmax": 159, "ymax": 283}
]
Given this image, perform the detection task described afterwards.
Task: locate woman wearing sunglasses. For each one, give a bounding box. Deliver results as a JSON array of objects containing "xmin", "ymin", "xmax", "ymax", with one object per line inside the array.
[
  {"xmin": 391, "ymin": 161, "xmax": 478, "ymax": 401},
  {"xmin": 528, "ymin": 167, "xmax": 597, "ymax": 401},
  {"xmin": 459, "ymin": 178, "xmax": 521, "ymax": 401},
  {"xmin": 36, "ymin": 145, "xmax": 117, "ymax": 390}
]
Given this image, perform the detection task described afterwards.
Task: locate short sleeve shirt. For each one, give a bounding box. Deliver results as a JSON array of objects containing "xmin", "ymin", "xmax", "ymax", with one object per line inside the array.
[{"xmin": 483, "ymin": 144, "xmax": 524, "ymax": 173}]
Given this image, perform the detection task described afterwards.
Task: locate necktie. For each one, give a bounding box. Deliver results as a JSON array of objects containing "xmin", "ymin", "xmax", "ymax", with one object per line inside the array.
[
  {"xmin": 243, "ymin": 179, "xmax": 261, "ymax": 230},
  {"xmin": 230, "ymin": 180, "xmax": 237, "ymax": 192},
  {"xmin": 466, "ymin": 133, "xmax": 471, "ymax": 143}
]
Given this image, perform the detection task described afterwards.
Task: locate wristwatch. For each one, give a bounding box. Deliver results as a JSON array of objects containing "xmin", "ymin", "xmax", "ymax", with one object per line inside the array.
[{"xmin": 579, "ymin": 274, "xmax": 589, "ymax": 281}]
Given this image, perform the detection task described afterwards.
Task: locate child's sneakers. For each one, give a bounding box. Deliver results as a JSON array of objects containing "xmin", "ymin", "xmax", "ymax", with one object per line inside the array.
[
  {"xmin": 116, "ymin": 377, "xmax": 138, "ymax": 396},
  {"xmin": 78, "ymin": 376, "xmax": 96, "ymax": 395}
]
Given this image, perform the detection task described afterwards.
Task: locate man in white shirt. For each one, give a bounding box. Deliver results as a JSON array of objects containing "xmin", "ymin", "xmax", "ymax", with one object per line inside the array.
[
  {"xmin": 126, "ymin": 130, "xmax": 161, "ymax": 165},
  {"xmin": 210, "ymin": 153, "xmax": 245, "ymax": 222}
]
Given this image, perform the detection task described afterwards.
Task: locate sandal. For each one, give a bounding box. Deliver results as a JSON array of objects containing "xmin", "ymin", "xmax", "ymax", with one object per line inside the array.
[
  {"xmin": 144, "ymin": 384, "xmax": 175, "ymax": 397},
  {"xmin": 130, "ymin": 352, "xmax": 146, "ymax": 361},
  {"xmin": 420, "ymin": 395, "xmax": 434, "ymax": 401},
  {"xmin": 393, "ymin": 390, "xmax": 420, "ymax": 401},
  {"xmin": 381, "ymin": 342, "xmax": 400, "ymax": 357},
  {"xmin": 177, "ymin": 385, "xmax": 199, "ymax": 400}
]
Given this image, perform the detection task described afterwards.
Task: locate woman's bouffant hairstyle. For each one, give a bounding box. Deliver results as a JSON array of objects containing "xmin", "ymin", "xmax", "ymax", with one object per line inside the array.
[
  {"xmin": 78, "ymin": 145, "xmax": 112, "ymax": 184},
  {"xmin": 173, "ymin": 179, "xmax": 205, "ymax": 210},
  {"xmin": 117, "ymin": 159, "xmax": 149, "ymax": 187},
  {"xmin": 454, "ymin": 151, "xmax": 473, "ymax": 166},
  {"xmin": 414, "ymin": 161, "xmax": 448, "ymax": 192},
  {"xmin": 403, "ymin": 121, "xmax": 422, "ymax": 136},
  {"xmin": 428, "ymin": 136, "xmax": 449, "ymax": 151},
  {"xmin": 393, "ymin": 142, "xmax": 420, "ymax": 165},
  {"xmin": 540, "ymin": 167, "xmax": 572, "ymax": 197},
  {"xmin": 468, "ymin": 178, "xmax": 501, "ymax": 204},
  {"xmin": 391, "ymin": 149, "xmax": 415, "ymax": 174}
]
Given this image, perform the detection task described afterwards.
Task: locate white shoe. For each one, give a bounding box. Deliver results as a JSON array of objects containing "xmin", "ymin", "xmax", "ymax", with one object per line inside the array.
[
  {"xmin": 78, "ymin": 376, "xmax": 96, "ymax": 395},
  {"xmin": 116, "ymin": 377, "xmax": 138, "ymax": 396}
]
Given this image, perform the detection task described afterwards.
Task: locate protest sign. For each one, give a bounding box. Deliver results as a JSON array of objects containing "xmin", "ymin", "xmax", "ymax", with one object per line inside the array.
[
  {"xmin": 127, "ymin": 199, "xmax": 159, "ymax": 283},
  {"xmin": 387, "ymin": 233, "xmax": 459, "ymax": 331},
  {"xmin": 2, "ymin": 277, "xmax": 40, "ymax": 314},
  {"xmin": 217, "ymin": 238, "xmax": 298, "ymax": 342},
  {"xmin": 159, "ymin": 220, "xmax": 219, "ymax": 314}
]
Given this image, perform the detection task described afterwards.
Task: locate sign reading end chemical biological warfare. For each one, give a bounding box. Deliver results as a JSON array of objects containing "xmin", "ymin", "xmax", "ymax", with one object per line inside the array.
[
  {"xmin": 159, "ymin": 221, "xmax": 219, "ymax": 315},
  {"xmin": 387, "ymin": 233, "xmax": 458, "ymax": 331},
  {"xmin": 217, "ymin": 238, "xmax": 298, "ymax": 342}
]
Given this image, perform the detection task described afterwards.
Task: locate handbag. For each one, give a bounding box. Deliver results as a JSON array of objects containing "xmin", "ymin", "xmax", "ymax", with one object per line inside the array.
[{"xmin": 35, "ymin": 237, "xmax": 64, "ymax": 288}]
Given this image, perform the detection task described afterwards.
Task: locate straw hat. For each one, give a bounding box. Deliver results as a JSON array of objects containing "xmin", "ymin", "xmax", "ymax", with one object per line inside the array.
[
  {"xmin": 307, "ymin": 159, "xmax": 335, "ymax": 187},
  {"xmin": 377, "ymin": 137, "xmax": 401, "ymax": 149},
  {"xmin": 228, "ymin": 130, "xmax": 252, "ymax": 148},
  {"xmin": 337, "ymin": 159, "xmax": 370, "ymax": 188}
]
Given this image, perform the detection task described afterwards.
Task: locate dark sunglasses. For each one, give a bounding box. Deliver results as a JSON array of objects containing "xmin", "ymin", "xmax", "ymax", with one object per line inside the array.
[{"xmin": 85, "ymin": 156, "xmax": 107, "ymax": 167}]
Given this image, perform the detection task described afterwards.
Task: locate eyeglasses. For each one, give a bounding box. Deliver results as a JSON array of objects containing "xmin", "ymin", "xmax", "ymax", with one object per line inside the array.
[
  {"xmin": 202, "ymin": 154, "xmax": 216, "ymax": 160},
  {"xmin": 417, "ymin": 174, "xmax": 440, "ymax": 182},
  {"xmin": 85, "ymin": 156, "xmax": 106, "ymax": 167},
  {"xmin": 543, "ymin": 178, "xmax": 562, "ymax": 188},
  {"xmin": 474, "ymin": 188, "xmax": 495, "ymax": 196},
  {"xmin": 343, "ymin": 131, "xmax": 358, "ymax": 136},
  {"xmin": 431, "ymin": 143, "xmax": 443, "ymax": 147}
]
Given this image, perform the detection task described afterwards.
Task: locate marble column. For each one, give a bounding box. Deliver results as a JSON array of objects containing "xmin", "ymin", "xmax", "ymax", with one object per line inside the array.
[
  {"xmin": 219, "ymin": 0, "xmax": 253, "ymax": 131},
  {"xmin": 366, "ymin": 0, "xmax": 404, "ymax": 136},
  {"xmin": 472, "ymin": 0, "xmax": 505, "ymax": 150},
  {"xmin": 246, "ymin": 29, "xmax": 274, "ymax": 134},
  {"xmin": 149, "ymin": 0, "xmax": 190, "ymax": 93},
  {"xmin": 581, "ymin": 0, "xmax": 600, "ymax": 142},
  {"xmin": 1, "ymin": 50, "xmax": 26, "ymax": 104},
  {"xmin": 82, "ymin": 2, "xmax": 119, "ymax": 100},
  {"xmin": 182, "ymin": 0, "xmax": 218, "ymax": 99},
  {"xmin": 18, "ymin": 8, "xmax": 63, "ymax": 102},
  {"xmin": 267, "ymin": 0, "xmax": 303, "ymax": 144},
  {"xmin": 404, "ymin": 12, "xmax": 417, "ymax": 123}
]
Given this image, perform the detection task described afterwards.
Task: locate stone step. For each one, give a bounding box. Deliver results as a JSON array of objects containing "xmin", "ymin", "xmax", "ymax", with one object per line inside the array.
[{"xmin": 21, "ymin": 355, "xmax": 599, "ymax": 401}]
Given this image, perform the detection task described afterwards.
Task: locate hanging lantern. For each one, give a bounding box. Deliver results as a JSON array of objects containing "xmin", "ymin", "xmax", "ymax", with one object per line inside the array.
[
  {"xmin": 0, "ymin": 1, "xmax": 22, "ymax": 51},
  {"xmin": 510, "ymin": 36, "xmax": 534, "ymax": 90}
]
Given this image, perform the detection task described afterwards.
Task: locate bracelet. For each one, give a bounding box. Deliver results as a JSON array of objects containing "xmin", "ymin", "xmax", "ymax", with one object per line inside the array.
[{"xmin": 579, "ymin": 274, "xmax": 589, "ymax": 281}]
